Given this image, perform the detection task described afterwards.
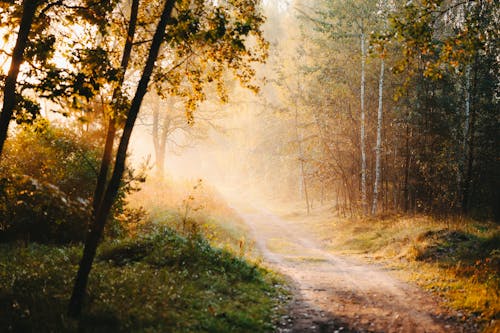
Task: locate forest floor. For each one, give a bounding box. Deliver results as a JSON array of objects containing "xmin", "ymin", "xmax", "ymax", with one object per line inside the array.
[{"xmin": 231, "ymin": 201, "xmax": 483, "ymax": 333}]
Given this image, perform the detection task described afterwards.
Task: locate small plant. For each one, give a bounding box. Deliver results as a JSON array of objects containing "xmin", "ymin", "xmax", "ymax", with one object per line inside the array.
[{"xmin": 179, "ymin": 179, "xmax": 205, "ymax": 237}]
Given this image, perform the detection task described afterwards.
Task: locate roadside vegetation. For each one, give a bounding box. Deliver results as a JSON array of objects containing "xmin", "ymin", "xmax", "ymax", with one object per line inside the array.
[
  {"xmin": 127, "ymin": 177, "xmax": 254, "ymax": 256},
  {"xmin": 276, "ymin": 203, "xmax": 499, "ymax": 332},
  {"xmin": 0, "ymin": 126, "xmax": 288, "ymax": 332},
  {"xmin": 0, "ymin": 226, "xmax": 286, "ymax": 332}
]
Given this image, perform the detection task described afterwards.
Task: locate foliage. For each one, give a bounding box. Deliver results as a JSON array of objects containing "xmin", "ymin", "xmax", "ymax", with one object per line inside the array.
[
  {"xmin": 0, "ymin": 174, "xmax": 90, "ymax": 244},
  {"xmin": 0, "ymin": 0, "xmax": 120, "ymax": 126},
  {"xmin": 0, "ymin": 227, "xmax": 286, "ymax": 332},
  {"xmin": 2, "ymin": 123, "xmax": 100, "ymax": 200},
  {"xmin": 386, "ymin": 0, "xmax": 500, "ymax": 218},
  {"xmin": 151, "ymin": 0, "xmax": 269, "ymax": 124},
  {"xmin": 260, "ymin": 0, "xmax": 500, "ymax": 220},
  {"xmin": 0, "ymin": 123, "xmax": 146, "ymax": 243}
]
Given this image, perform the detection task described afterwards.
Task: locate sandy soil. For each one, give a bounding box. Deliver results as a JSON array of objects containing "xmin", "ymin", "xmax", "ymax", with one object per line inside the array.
[{"xmin": 235, "ymin": 205, "xmax": 471, "ymax": 333}]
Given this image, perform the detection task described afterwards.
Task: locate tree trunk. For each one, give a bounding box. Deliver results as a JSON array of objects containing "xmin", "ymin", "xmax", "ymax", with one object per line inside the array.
[
  {"xmin": 372, "ymin": 57, "xmax": 385, "ymax": 214},
  {"xmin": 300, "ymin": 155, "xmax": 310, "ymax": 214},
  {"xmin": 403, "ymin": 124, "xmax": 411, "ymax": 212},
  {"xmin": 0, "ymin": 0, "xmax": 38, "ymax": 158},
  {"xmin": 360, "ymin": 31, "xmax": 367, "ymax": 214},
  {"xmin": 93, "ymin": 121, "xmax": 116, "ymax": 212},
  {"xmin": 93, "ymin": 0, "xmax": 139, "ymax": 213},
  {"xmin": 460, "ymin": 64, "xmax": 472, "ymax": 213},
  {"xmin": 152, "ymin": 97, "xmax": 162, "ymax": 176},
  {"xmin": 158, "ymin": 114, "xmax": 170, "ymax": 177},
  {"xmin": 68, "ymin": 0, "xmax": 176, "ymax": 318},
  {"xmin": 152, "ymin": 97, "xmax": 171, "ymax": 178},
  {"xmin": 462, "ymin": 56, "xmax": 479, "ymax": 214},
  {"xmin": 295, "ymin": 100, "xmax": 310, "ymax": 214}
]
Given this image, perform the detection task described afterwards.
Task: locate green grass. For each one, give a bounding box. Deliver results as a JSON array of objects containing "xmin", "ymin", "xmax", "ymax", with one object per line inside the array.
[{"xmin": 0, "ymin": 226, "xmax": 288, "ymax": 332}]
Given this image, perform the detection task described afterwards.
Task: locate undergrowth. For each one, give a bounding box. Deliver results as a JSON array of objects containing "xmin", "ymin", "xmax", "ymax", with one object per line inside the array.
[
  {"xmin": 127, "ymin": 177, "xmax": 252, "ymax": 256},
  {"xmin": 0, "ymin": 226, "xmax": 288, "ymax": 332}
]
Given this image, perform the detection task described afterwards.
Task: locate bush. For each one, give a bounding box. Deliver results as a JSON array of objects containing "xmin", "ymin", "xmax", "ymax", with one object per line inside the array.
[
  {"xmin": 2, "ymin": 122, "xmax": 100, "ymax": 200},
  {"xmin": 0, "ymin": 174, "xmax": 91, "ymax": 244},
  {"xmin": 0, "ymin": 122, "xmax": 147, "ymax": 243}
]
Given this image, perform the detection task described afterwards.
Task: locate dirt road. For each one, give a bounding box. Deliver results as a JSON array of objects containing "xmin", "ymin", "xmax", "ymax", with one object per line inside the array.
[{"xmin": 236, "ymin": 206, "xmax": 468, "ymax": 333}]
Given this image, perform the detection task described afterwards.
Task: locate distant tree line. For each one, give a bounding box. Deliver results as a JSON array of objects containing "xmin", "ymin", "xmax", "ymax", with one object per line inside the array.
[{"xmin": 256, "ymin": 0, "xmax": 499, "ymax": 221}]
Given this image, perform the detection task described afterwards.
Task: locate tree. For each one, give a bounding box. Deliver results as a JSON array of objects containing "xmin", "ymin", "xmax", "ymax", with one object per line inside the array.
[
  {"xmin": 68, "ymin": 1, "xmax": 176, "ymax": 316},
  {"xmin": 389, "ymin": 0, "xmax": 499, "ymax": 218},
  {"xmin": 0, "ymin": 0, "xmax": 117, "ymax": 159},
  {"xmin": 139, "ymin": 92, "xmax": 223, "ymax": 178},
  {"xmin": 296, "ymin": 0, "xmax": 382, "ymax": 213},
  {"xmin": 68, "ymin": 0, "xmax": 268, "ymax": 316},
  {"xmin": 92, "ymin": 0, "xmax": 139, "ymax": 216},
  {"xmin": 371, "ymin": 0, "xmax": 389, "ymax": 215},
  {"xmin": 0, "ymin": 0, "xmax": 39, "ymax": 157}
]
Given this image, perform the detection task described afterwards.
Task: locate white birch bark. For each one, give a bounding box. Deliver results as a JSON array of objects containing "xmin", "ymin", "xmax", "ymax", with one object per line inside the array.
[
  {"xmin": 360, "ymin": 31, "xmax": 367, "ymax": 213},
  {"xmin": 372, "ymin": 57, "xmax": 385, "ymax": 214}
]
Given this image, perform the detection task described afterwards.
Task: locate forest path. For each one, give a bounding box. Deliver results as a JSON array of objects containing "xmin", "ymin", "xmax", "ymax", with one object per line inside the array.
[{"xmin": 232, "ymin": 202, "xmax": 466, "ymax": 333}]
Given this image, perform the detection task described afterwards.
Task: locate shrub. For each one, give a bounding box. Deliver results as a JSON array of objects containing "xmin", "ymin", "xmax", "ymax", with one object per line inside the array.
[
  {"xmin": 0, "ymin": 174, "xmax": 91, "ymax": 244},
  {"xmin": 2, "ymin": 122, "xmax": 100, "ymax": 200},
  {"xmin": 0, "ymin": 122, "xmax": 147, "ymax": 243}
]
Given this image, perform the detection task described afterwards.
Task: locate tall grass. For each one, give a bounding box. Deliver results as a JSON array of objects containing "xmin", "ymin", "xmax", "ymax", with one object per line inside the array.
[{"xmin": 126, "ymin": 176, "xmax": 253, "ymax": 255}]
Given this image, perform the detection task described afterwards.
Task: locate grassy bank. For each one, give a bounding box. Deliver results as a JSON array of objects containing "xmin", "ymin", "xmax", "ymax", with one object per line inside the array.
[
  {"xmin": 127, "ymin": 177, "xmax": 253, "ymax": 256},
  {"xmin": 278, "ymin": 205, "xmax": 499, "ymax": 331},
  {"xmin": 0, "ymin": 226, "xmax": 287, "ymax": 332}
]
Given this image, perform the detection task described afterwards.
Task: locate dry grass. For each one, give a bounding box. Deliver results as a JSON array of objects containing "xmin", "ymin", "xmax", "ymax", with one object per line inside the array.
[
  {"xmin": 271, "ymin": 203, "xmax": 500, "ymax": 331},
  {"xmin": 126, "ymin": 176, "xmax": 253, "ymax": 256}
]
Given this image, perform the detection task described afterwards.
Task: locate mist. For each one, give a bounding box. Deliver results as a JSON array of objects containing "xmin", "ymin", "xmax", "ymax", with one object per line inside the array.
[
  {"xmin": 127, "ymin": 1, "xmax": 300, "ymax": 209},
  {"xmin": 1, "ymin": 0, "xmax": 498, "ymax": 330}
]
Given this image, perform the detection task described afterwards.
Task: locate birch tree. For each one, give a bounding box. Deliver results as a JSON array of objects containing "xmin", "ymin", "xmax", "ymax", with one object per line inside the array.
[
  {"xmin": 371, "ymin": 0, "xmax": 389, "ymax": 215},
  {"xmin": 297, "ymin": 0, "xmax": 378, "ymax": 213}
]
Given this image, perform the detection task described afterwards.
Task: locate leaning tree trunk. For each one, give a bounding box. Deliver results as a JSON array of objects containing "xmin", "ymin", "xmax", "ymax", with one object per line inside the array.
[
  {"xmin": 68, "ymin": 0, "xmax": 176, "ymax": 317},
  {"xmin": 0, "ymin": 0, "xmax": 38, "ymax": 159},
  {"xmin": 93, "ymin": 0, "xmax": 140, "ymax": 213}
]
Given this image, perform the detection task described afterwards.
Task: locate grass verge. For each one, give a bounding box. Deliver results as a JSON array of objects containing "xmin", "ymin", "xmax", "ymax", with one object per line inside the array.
[
  {"xmin": 278, "ymin": 205, "xmax": 499, "ymax": 332},
  {"xmin": 0, "ymin": 226, "xmax": 288, "ymax": 332}
]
